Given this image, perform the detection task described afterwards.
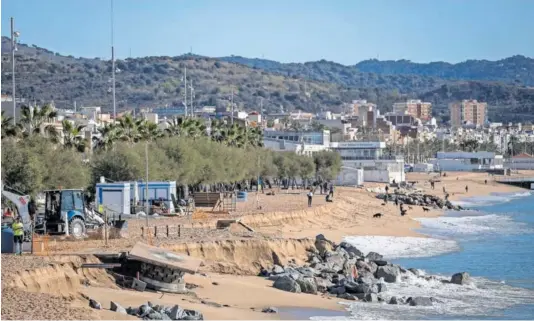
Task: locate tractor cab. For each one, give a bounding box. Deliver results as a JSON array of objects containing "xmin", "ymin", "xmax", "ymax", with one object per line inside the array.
[{"xmin": 39, "ymin": 189, "xmax": 87, "ymax": 238}]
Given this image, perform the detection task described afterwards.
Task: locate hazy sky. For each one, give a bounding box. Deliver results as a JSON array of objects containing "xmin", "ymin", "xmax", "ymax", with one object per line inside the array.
[{"xmin": 1, "ymin": 0, "xmax": 533, "ymax": 64}]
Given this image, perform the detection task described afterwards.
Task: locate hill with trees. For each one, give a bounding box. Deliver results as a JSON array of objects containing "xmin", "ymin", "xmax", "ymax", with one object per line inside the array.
[{"xmin": 2, "ymin": 37, "xmax": 534, "ymax": 122}]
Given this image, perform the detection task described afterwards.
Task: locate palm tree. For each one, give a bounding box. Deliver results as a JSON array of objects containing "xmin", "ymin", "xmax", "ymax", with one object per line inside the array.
[
  {"xmin": 166, "ymin": 117, "xmax": 206, "ymax": 139},
  {"xmin": 17, "ymin": 104, "xmax": 58, "ymax": 139},
  {"xmin": 117, "ymin": 114, "xmax": 145, "ymax": 143},
  {"xmin": 61, "ymin": 120, "xmax": 88, "ymax": 152},
  {"xmin": 140, "ymin": 121, "xmax": 163, "ymax": 141},
  {"xmin": 94, "ymin": 123, "xmax": 121, "ymax": 150},
  {"xmin": 1, "ymin": 111, "xmax": 18, "ymax": 138}
]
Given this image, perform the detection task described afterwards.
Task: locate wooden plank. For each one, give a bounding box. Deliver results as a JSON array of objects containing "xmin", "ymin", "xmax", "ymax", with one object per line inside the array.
[
  {"xmin": 238, "ymin": 221, "xmax": 255, "ymax": 232},
  {"xmin": 128, "ymin": 242, "xmax": 202, "ymax": 274}
]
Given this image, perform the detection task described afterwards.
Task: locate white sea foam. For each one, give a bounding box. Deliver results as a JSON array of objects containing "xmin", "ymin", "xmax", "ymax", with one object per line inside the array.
[
  {"xmin": 416, "ymin": 213, "xmax": 533, "ymax": 237},
  {"xmin": 342, "ymin": 235, "xmax": 459, "ymax": 259},
  {"xmin": 339, "ymin": 272, "xmax": 534, "ymax": 320},
  {"xmin": 452, "ymin": 191, "xmax": 532, "ymax": 208}
]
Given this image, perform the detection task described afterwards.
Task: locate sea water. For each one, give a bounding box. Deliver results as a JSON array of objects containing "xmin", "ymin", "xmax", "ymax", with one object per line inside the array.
[{"xmin": 322, "ymin": 192, "xmax": 534, "ymax": 320}]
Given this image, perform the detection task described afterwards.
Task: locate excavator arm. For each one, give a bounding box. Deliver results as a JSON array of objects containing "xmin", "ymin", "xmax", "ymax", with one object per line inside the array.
[{"xmin": 1, "ymin": 183, "xmax": 32, "ymax": 232}]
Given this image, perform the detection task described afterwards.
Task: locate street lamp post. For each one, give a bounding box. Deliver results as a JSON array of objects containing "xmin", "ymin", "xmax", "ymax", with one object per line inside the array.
[
  {"xmin": 111, "ymin": 0, "xmax": 116, "ymax": 121},
  {"xmin": 10, "ymin": 17, "xmax": 20, "ymax": 126}
]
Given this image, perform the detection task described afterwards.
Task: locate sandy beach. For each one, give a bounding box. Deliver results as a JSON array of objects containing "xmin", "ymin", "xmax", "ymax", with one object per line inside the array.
[{"xmin": 1, "ymin": 171, "xmax": 531, "ymax": 320}]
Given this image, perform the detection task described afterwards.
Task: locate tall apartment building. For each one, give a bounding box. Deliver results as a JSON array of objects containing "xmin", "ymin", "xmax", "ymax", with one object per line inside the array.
[
  {"xmin": 449, "ymin": 100, "xmax": 487, "ymax": 127},
  {"xmin": 393, "ymin": 100, "xmax": 432, "ymax": 121},
  {"xmin": 351, "ymin": 100, "xmax": 377, "ymax": 127}
]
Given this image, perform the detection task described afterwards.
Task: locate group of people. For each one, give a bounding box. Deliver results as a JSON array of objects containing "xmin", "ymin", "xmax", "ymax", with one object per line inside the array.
[{"xmin": 307, "ymin": 183, "xmax": 334, "ymax": 207}]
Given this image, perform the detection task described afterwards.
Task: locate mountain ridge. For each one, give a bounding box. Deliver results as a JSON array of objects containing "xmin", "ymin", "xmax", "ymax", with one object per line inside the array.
[{"xmin": 1, "ymin": 37, "xmax": 534, "ymax": 123}]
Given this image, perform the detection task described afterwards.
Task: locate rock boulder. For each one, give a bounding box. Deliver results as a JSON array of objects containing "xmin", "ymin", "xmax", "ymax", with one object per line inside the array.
[
  {"xmin": 375, "ymin": 265, "xmax": 400, "ymax": 283},
  {"xmin": 273, "ymin": 275, "xmax": 302, "ymax": 293}
]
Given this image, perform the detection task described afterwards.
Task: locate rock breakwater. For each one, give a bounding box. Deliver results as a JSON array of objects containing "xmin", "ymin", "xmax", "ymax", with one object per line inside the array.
[{"xmin": 264, "ymin": 235, "xmax": 471, "ymax": 307}]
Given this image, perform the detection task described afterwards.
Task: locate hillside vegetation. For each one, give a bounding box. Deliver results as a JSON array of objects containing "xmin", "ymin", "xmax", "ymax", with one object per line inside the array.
[{"xmin": 2, "ymin": 37, "xmax": 534, "ymax": 122}]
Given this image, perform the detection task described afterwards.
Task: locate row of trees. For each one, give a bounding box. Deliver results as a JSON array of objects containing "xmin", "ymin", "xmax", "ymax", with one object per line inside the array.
[
  {"xmin": 2, "ymin": 122, "xmax": 341, "ymax": 197},
  {"xmin": 1, "ymin": 105, "xmax": 264, "ymax": 152}
]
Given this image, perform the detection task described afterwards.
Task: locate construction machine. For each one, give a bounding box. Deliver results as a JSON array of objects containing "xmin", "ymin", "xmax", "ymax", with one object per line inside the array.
[
  {"xmin": 1, "ymin": 183, "xmax": 33, "ymax": 241},
  {"xmin": 1, "ymin": 183, "xmax": 119, "ymax": 239}
]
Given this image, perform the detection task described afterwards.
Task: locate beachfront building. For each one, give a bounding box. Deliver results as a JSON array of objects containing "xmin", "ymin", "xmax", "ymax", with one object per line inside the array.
[
  {"xmin": 431, "ymin": 151, "xmax": 504, "ymax": 172},
  {"xmin": 505, "ymin": 153, "xmax": 534, "ymax": 170},
  {"xmin": 263, "ymin": 129, "xmax": 405, "ymax": 183},
  {"xmin": 330, "ymin": 141, "xmax": 405, "ymax": 183},
  {"xmin": 262, "ymin": 129, "xmax": 330, "ymax": 156}
]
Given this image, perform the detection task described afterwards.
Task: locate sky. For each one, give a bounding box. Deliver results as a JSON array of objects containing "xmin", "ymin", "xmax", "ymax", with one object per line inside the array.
[{"xmin": 1, "ymin": 0, "xmax": 533, "ymax": 64}]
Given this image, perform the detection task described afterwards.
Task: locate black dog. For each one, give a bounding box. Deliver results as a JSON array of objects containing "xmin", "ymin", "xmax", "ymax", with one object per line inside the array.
[
  {"xmin": 422, "ymin": 207, "xmax": 430, "ymax": 212},
  {"xmin": 373, "ymin": 213, "xmax": 383, "ymax": 218}
]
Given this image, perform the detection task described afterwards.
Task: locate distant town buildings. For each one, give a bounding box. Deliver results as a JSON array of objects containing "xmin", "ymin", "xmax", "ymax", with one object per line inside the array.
[
  {"xmin": 393, "ymin": 99, "xmax": 432, "ymax": 121},
  {"xmin": 351, "ymin": 100, "xmax": 377, "ymax": 127},
  {"xmin": 449, "ymin": 99, "xmax": 487, "ymax": 128}
]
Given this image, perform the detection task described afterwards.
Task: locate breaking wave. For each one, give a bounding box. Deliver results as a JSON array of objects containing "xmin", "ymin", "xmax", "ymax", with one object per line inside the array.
[
  {"xmin": 337, "ymin": 272, "xmax": 534, "ymax": 320},
  {"xmin": 452, "ymin": 191, "xmax": 531, "ymax": 208},
  {"xmin": 342, "ymin": 236, "xmax": 459, "ymax": 260}
]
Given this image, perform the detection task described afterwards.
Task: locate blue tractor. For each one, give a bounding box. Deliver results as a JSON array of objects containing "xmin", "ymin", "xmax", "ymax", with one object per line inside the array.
[{"xmin": 35, "ymin": 189, "xmax": 104, "ymax": 239}]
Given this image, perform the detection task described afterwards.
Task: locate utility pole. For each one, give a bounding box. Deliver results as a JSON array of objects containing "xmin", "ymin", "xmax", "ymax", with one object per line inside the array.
[
  {"xmin": 145, "ymin": 141, "xmax": 149, "ymax": 227},
  {"xmin": 231, "ymin": 87, "xmax": 234, "ymax": 124},
  {"xmin": 183, "ymin": 66, "xmax": 188, "ymax": 117},
  {"xmin": 190, "ymin": 81, "xmax": 194, "ymax": 117},
  {"xmin": 111, "ymin": 0, "xmax": 116, "ymax": 121},
  {"xmin": 11, "ymin": 17, "xmax": 17, "ymax": 125},
  {"xmin": 260, "ymin": 97, "xmax": 263, "ymax": 128}
]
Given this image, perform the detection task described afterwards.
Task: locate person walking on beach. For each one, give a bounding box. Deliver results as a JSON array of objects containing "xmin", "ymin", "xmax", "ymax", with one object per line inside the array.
[
  {"xmin": 12, "ymin": 217, "xmax": 24, "ymax": 255},
  {"xmin": 385, "ymin": 185, "xmax": 389, "ymax": 194},
  {"xmin": 430, "ymin": 181, "xmax": 435, "ymax": 190},
  {"xmin": 307, "ymin": 189, "xmax": 313, "ymax": 207},
  {"xmin": 465, "ymin": 185, "xmax": 469, "ymax": 193},
  {"xmin": 443, "ymin": 186, "xmax": 446, "ymax": 194},
  {"xmin": 329, "ymin": 185, "xmax": 334, "ymax": 198}
]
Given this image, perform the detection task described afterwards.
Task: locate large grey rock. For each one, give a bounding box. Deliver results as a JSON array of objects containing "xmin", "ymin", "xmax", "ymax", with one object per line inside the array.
[
  {"xmin": 315, "ymin": 234, "xmax": 333, "ymax": 256},
  {"xmin": 374, "ymin": 260, "xmax": 388, "ymax": 266},
  {"xmin": 148, "ymin": 311, "xmax": 164, "ymax": 320},
  {"xmin": 324, "ymin": 252, "xmax": 345, "ymax": 270},
  {"xmin": 408, "ymin": 297, "xmax": 433, "ymax": 306},
  {"xmin": 139, "ymin": 304, "xmax": 153, "ymax": 317},
  {"xmin": 366, "ymin": 252, "xmax": 384, "ymax": 261},
  {"xmin": 377, "ymin": 283, "xmax": 388, "ymax": 293},
  {"xmin": 110, "ymin": 301, "xmax": 127, "ymax": 314},
  {"xmin": 364, "ymin": 293, "xmax": 379, "ymax": 302},
  {"xmin": 408, "ymin": 268, "xmax": 422, "ymax": 276},
  {"xmin": 296, "ymin": 276, "xmax": 318, "ymax": 294},
  {"xmin": 339, "ymin": 242, "xmax": 363, "ymax": 257},
  {"xmin": 272, "ymin": 265, "xmax": 285, "ymax": 274},
  {"xmin": 376, "ymin": 265, "xmax": 401, "ymax": 283},
  {"xmin": 356, "ymin": 260, "xmax": 373, "ymax": 273},
  {"xmin": 297, "ymin": 266, "xmax": 318, "ymax": 277},
  {"xmin": 273, "ymin": 275, "xmax": 301, "ymax": 293},
  {"xmin": 169, "ymin": 305, "xmax": 186, "ymax": 320},
  {"xmin": 451, "ymin": 272, "xmax": 470, "ymax": 285},
  {"xmin": 315, "ymin": 277, "xmax": 334, "ymax": 293},
  {"xmin": 89, "ymin": 299, "xmax": 102, "ymax": 310},
  {"xmin": 262, "ymin": 307, "xmax": 278, "ymax": 313},
  {"xmin": 335, "ymin": 246, "xmax": 349, "ymax": 259},
  {"xmin": 329, "ymin": 285, "xmax": 346, "ymax": 295},
  {"xmin": 284, "ymin": 267, "xmax": 302, "ymax": 280},
  {"xmin": 183, "ymin": 309, "xmax": 204, "ymax": 320},
  {"xmin": 389, "ymin": 296, "xmax": 398, "ymax": 304},
  {"xmin": 126, "ymin": 307, "xmax": 139, "ymax": 316},
  {"xmin": 267, "ymin": 273, "xmax": 287, "ymax": 281},
  {"xmin": 338, "ymin": 293, "xmax": 358, "ymax": 300}
]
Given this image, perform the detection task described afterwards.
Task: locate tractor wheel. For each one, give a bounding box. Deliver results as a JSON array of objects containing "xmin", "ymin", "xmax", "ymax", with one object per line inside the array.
[{"xmin": 69, "ymin": 218, "xmax": 86, "ymax": 239}]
